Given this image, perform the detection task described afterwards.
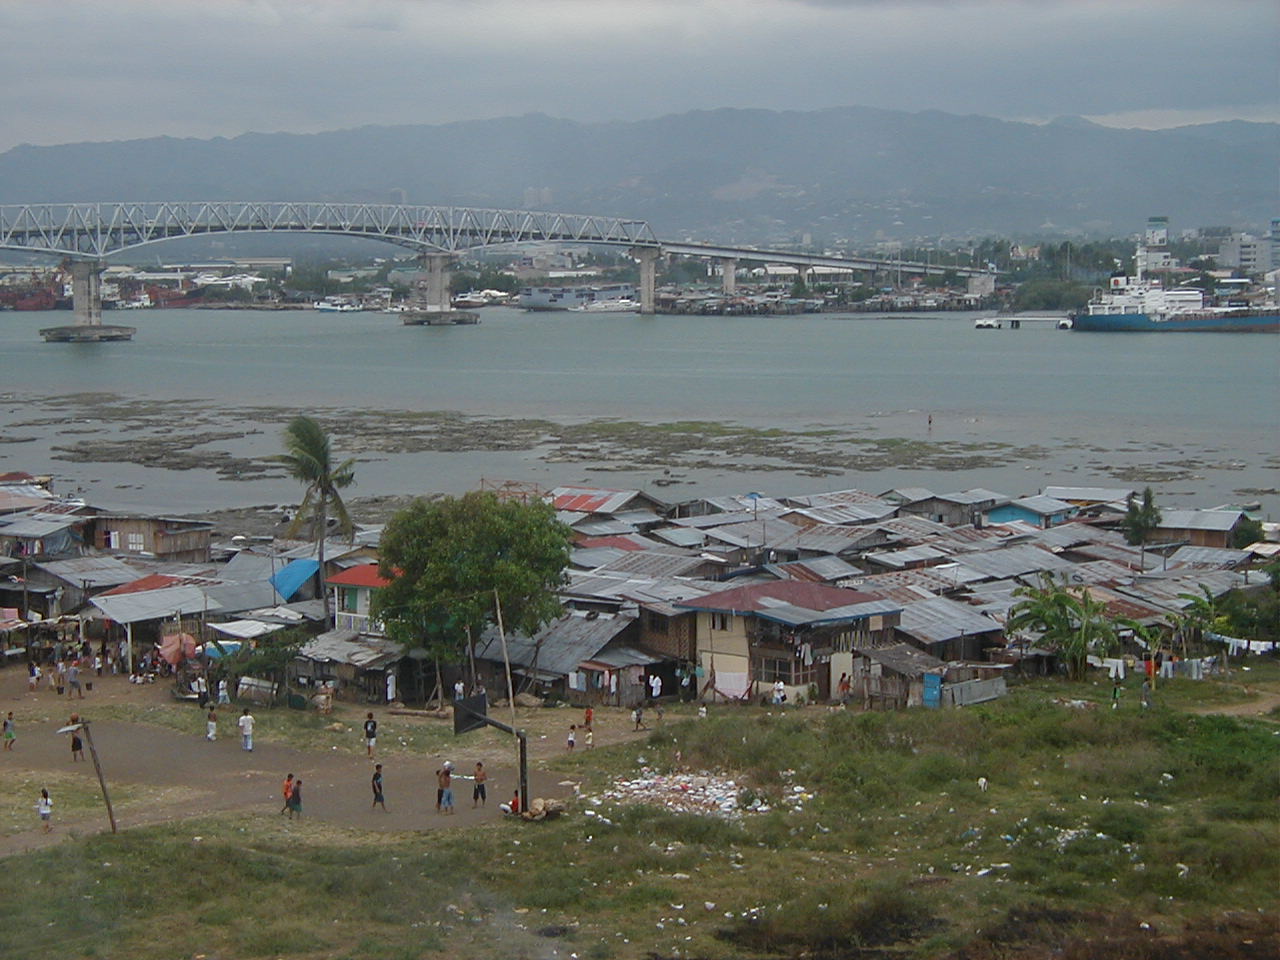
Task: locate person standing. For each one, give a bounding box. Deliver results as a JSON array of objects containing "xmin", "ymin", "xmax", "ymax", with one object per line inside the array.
[
  {"xmin": 371, "ymin": 764, "xmax": 387, "ymax": 811},
  {"xmin": 206, "ymin": 706, "xmax": 218, "ymax": 742},
  {"xmin": 94, "ymin": 653, "xmax": 103, "ymax": 678},
  {"xmin": 280, "ymin": 774, "xmax": 294, "ymax": 814},
  {"xmin": 3, "ymin": 711, "xmax": 15, "ymax": 751},
  {"xmin": 632, "ymin": 705, "xmax": 646, "ymax": 731},
  {"xmin": 567, "ymin": 724, "xmax": 576, "ymax": 751},
  {"xmin": 363, "ymin": 712, "xmax": 377, "ymax": 758},
  {"xmin": 70, "ymin": 728, "xmax": 84, "ymax": 762},
  {"xmin": 28, "ymin": 663, "xmax": 40, "ymax": 692},
  {"xmin": 837, "ymin": 673, "xmax": 851, "ymax": 703},
  {"xmin": 585, "ymin": 727, "xmax": 594, "ymax": 749},
  {"xmin": 436, "ymin": 766, "xmax": 453, "ymax": 815},
  {"xmin": 238, "ymin": 708, "xmax": 255, "ymax": 751},
  {"xmin": 649, "ymin": 673, "xmax": 662, "ymax": 701},
  {"xmin": 583, "ymin": 705, "xmax": 594, "ymax": 730},
  {"xmin": 772, "ymin": 679, "xmax": 786, "ymax": 705},
  {"xmin": 286, "ymin": 779, "xmax": 302, "ymax": 819},
  {"xmin": 67, "ymin": 661, "xmax": 83, "ymax": 699},
  {"xmin": 1141, "ymin": 678, "xmax": 1153, "ymax": 711},
  {"xmin": 453, "ymin": 678, "xmax": 465, "ymax": 701},
  {"xmin": 472, "ymin": 762, "xmax": 487, "ymax": 808},
  {"xmin": 37, "ymin": 788, "xmax": 52, "ymax": 833},
  {"xmin": 217, "ymin": 677, "xmax": 231, "ymax": 705},
  {"xmin": 1111, "ymin": 678, "xmax": 1122, "ymax": 710}
]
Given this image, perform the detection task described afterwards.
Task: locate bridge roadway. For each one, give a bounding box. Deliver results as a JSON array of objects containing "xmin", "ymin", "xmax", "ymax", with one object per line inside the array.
[{"xmin": 0, "ymin": 202, "xmax": 993, "ymax": 334}]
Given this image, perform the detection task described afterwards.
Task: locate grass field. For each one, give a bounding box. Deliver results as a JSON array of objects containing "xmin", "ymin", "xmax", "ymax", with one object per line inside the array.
[{"xmin": 2, "ymin": 666, "xmax": 1277, "ymax": 959}]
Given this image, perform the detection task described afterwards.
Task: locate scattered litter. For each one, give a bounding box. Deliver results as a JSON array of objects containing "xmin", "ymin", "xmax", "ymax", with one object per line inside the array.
[{"xmin": 587, "ymin": 771, "xmax": 742, "ymax": 818}]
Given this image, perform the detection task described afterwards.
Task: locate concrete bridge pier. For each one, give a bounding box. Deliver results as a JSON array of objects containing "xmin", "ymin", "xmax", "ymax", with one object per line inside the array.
[
  {"xmin": 415, "ymin": 251, "xmax": 455, "ymax": 313},
  {"xmin": 71, "ymin": 259, "xmax": 105, "ymax": 325},
  {"xmin": 40, "ymin": 259, "xmax": 134, "ymax": 342},
  {"xmin": 720, "ymin": 257, "xmax": 737, "ymax": 297},
  {"xmin": 631, "ymin": 246, "xmax": 660, "ymax": 315}
]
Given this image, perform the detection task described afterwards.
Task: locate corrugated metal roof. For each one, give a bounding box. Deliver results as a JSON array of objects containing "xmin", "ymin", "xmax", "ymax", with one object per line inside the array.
[
  {"xmin": 571, "ymin": 546, "xmax": 630, "ymax": 570},
  {"xmin": 475, "ymin": 612, "xmax": 637, "ymax": 677},
  {"xmin": 1167, "ymin": 546, "xmax": 1249, "ymax": 569},
  {"xmin": 955, "ymin": 544, "xmax": 1075, "ymax": 581},
  {"xmin": 878, "ymin": 487, "xmax": 936, "ymax": 505},
  {"xmin": 298, "ymin": 629, "xmax": 404, "ymax": 669},
  {"xmin": 864, "ymin": 544, "xmax": 951, "ymax": 569},
  {"xmin": 771, "ymin": 555, "xmax": 860, "ymax": 583},
  {"xmin": 1158, "ymin": 509, "xmax": 1242, "ymax": 532},
  {"xmin": 548, "ymin": 486, "xmax": 664, "ymax": 516},
  {"xmin": 592, "ymin": 551, "xmax": 711, "ymax": 579},
  {"xmin": 1042, "ymin": 486, "xmax": 1135, "ymax": 504},
  {"xmin": 860, "ymin": 642, "xmax": 945, "ymax": 677},
  {"xmin": 896, "ymin": 596, "xmax": 1002, "ymax": 645},
  {"xmin": 782, "ymin": 502, "xmax": 897, "ymax": 526},
  {"xmin": 936, "ymin": 488, "xmax": 1010, "ymax": 506},
  {"xmin": 35, "ymin": 556, "xmax": 140, "ymax": 588},
  {"xmin": 326, "ymin": 564, "xmax": 390, "ymax": 588},
  {"xmin": 1007, "ymin": 495, "xmax": 1075, "ymax": 516},
  {"xmin": 652, "ymin": 526, "xmax": 706, "ymax": 548},
  {"xmin": 784, "ymin": 488, "xmax": 885, "ymax": 507},
  {"xmin": 0, "ymin": 512, "xmax": 81, "ymax": 537},
  {"xmin": 671, "ymin": 508, "xmax": 788, "ymax": 530}
]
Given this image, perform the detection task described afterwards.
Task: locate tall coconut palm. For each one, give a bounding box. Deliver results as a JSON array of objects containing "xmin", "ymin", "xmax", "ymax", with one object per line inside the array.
[{"xmin": 277, "ymin": 416, "xmax": 355, "ymax": 625}]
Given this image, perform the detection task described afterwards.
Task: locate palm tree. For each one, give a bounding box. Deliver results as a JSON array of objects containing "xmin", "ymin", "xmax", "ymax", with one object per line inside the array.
[
  {"xmin": 276, "ymin": 416, "xmax": 355, "ymax": 625},
  {"xmin": 1008, "ymin": 574, "xmax": 1117, "ymax": 681}
]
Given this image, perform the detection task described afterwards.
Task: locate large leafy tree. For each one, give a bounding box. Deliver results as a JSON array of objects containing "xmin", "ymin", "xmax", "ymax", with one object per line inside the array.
[
  {"xmin": 372, "ymin": 491, "xmax": 572, "ymax": 688},
  {"xmin": 276, "ymin": 415, "xmax": 356, "ymax": 625},
  {"xmin": 1008, "ymin": 574, "xmax": 1118, "ymax": 681}
]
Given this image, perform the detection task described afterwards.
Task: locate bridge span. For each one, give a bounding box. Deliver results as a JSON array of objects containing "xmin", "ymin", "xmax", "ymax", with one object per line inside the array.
[{"xmin": 0, "ymin": 202, "xmax": 993, "ymax": 337}]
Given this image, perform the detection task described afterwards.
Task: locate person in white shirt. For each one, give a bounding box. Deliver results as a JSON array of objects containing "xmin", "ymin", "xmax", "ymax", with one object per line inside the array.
[{"xmin": 238, "ymin": 708, "xmax": 255, "ymax": 751}]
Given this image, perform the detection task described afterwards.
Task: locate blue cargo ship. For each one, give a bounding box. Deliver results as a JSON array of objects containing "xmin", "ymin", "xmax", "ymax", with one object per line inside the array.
[{"xmin": 1072, "ymin": 220, "xmax": 1278, "ymax": 333}]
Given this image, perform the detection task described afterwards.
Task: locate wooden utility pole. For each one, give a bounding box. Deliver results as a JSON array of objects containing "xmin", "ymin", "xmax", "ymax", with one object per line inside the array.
[{"xmin": 58, "ymin": 719, "xmax": 116, "ymax": 833}]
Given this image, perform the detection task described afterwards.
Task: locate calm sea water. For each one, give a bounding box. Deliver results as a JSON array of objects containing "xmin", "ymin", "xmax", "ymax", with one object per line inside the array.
[{"xmin": 1, "ymin": 306, "xmax": 1277, "ymax": 516}]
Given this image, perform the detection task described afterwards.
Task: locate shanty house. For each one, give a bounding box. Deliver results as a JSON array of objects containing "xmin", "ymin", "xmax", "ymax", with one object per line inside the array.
[
  {"xmin": 327, "ymin": 563, "xmax": 391, "ymax": 635},
  {"xmin": 987, "ymin": 495, "xmax": 1078, "ymax": 529},
  {"xmin": 93, "ymin": 514, "xmax": 213, "ymax": 563},
  {"xmin": 292, "ymin": 628, "xmax": 405, "ymax": 704},
  {"xmin": 676, "ymin": 581, "xmax": 901, "ymax": 704}
]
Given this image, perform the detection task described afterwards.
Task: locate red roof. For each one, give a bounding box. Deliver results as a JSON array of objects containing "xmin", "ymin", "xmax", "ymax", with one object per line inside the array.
[
  {"xmin": 577, "ymin": 535, "xmax": 647, "ymax": 551},
  {"xmin": 326, "ymin": 563, "xmax": 391, "ymax": 589},
  {"xmin": 102, "ymin": 573, "xmax": 211, "ymax": 595},
  {"xmin": 681, "ymin": 581, "xmax": 878, "ymax": 614}
]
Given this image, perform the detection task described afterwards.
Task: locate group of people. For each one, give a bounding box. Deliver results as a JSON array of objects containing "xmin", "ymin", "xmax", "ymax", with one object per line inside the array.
[
  {"xmin": 567, "ymin": 706, "xmax": 597, "ymax": 750},
  {"xmin": 27, "ymin": 657, "xmax": 94, "ymax": 698}
]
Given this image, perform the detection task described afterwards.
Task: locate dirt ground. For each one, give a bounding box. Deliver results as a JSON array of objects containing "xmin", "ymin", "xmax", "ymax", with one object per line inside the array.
[{"xmin": 0, "ymin": 664, "xmax": 641, "ymax": 858}]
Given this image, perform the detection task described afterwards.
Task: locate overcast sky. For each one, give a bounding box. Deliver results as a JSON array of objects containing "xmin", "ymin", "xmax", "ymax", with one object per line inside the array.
[{"xmin": 1, "ymin": 0, "xmax": 1275, "ymax": 153}]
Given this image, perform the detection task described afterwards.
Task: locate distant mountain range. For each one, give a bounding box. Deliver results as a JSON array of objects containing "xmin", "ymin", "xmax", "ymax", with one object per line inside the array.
[{"xmin": 1, "ymin": 106, "xmax": 1275, "ymax": 243}]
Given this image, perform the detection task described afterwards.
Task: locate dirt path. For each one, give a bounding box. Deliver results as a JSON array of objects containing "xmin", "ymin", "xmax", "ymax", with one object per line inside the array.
[
  {"xmin": 1191, "ymin": 688, "xmax": 1280, "ymax": 718},
  {"xmin": 0, "ymin": 669, "xmax": 576, "ymax": 858}
]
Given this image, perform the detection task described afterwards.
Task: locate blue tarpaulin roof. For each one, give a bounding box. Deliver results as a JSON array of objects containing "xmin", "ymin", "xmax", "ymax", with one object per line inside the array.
[{"xmin": 270, "ymin": 558, "xmax": 319, "ymax": 601}]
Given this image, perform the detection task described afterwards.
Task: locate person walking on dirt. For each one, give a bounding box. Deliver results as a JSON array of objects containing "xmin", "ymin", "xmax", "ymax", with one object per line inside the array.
[
  {"xmin": 371, "ymin": 764, "xmax": 387, "ymax": 812},
  {"xmin": 286, "ymin": 779, "xmax": 302, "ymax": 819},
  {"xmin": 70, "ymin": 728, "xmax": 84, "ymax": 762},
  {"xmin": 238, "ymin": 708, "xmax": 255, "ymax": 751},
  {"xmin": 363, "ymin": 713, "xmax": 377, "ymax": 757},
  {"xmin": 206, "ymin": 706, "xmax": 218, "ymax": 741},
  {"xmin": 281, "ymin": 774, "xmax": 294, "ymax": 814},
  {"xmin": 473, "ymin": 762, "xmax": 487, "ymax": 808},
  {"xmin": 3, "ymin": 711, "xmax": 15, "ymax": 751}
]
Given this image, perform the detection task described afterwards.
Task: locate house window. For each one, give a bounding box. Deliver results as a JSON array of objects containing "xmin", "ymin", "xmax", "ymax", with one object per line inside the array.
[
  {"xmin": 339, "ymin": 587, "xmax": 358, "ymax": 613},
  {"xmin": 127, "ymin": 533, "xmax": 145, "ymax": 551},
  {"xmin": 711, "ymin": 612, "xmax": 732, "ymax": 632},
  {"xmin": 754, "ymin": 654, "xmax": 818, "ymax": 687},
  {"xmin": 756, "ymin": 657, "xmax": 791, "ymax": 683}
]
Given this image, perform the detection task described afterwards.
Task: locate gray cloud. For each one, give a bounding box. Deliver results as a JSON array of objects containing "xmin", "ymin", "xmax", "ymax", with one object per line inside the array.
[{"xmin": 0, "ymin": 0, "xmax": 1274, "ymax": 152}]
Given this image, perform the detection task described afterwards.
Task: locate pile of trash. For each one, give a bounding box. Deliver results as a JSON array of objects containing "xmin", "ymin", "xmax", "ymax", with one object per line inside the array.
[{"xmin": 586, "ymin": 770, "xmax": 744, "ymax": 818}]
